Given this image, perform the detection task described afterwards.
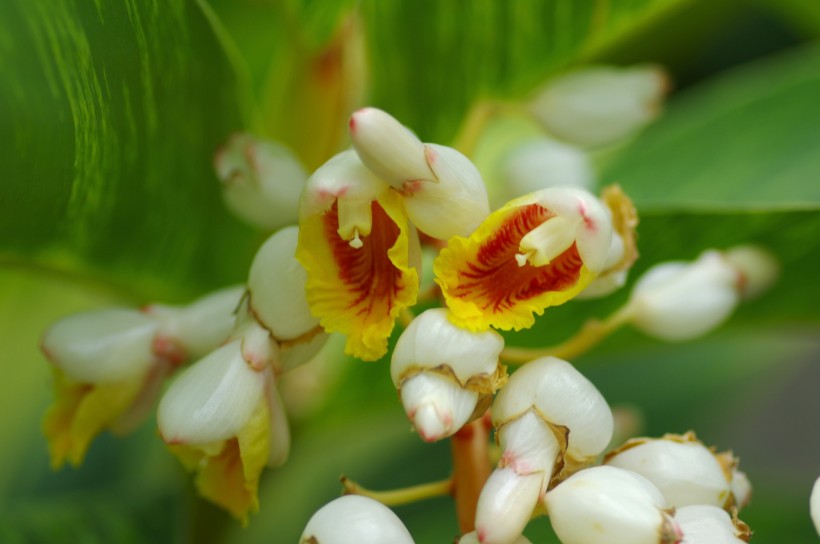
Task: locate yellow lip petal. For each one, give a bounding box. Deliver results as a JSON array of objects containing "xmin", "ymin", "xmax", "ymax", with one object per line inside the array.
[
  {"xmin": 434, "ymin": 201, "xmax": 596, "ymax": 331},
  {"xmin": 297, "ymin": 189, "xmax": 418, "ymax": 361}
]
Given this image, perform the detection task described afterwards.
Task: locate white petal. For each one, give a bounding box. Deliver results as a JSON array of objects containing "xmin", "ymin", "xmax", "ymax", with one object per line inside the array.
[
  {"xmin": 158, "ymin": 339, "xmax": 264, "ymax": 445},
  {"xmin": 403, "ymin": 144, "xmax": 490, "ymax": 239},
  {"xmin": 676, "ymin": 505, "xmax": 747, "ymax": 543},
  {"xmin": 400, "ymin": 372, "xmax": 478, "ymax": 442},
  {"xmin": 42, "ymin": 308, "xmax": 159, "ymax": 383},
  {"xmin": 299, "ymin": 495, "xmax": 414, "ymax": 544},
  {"xmin": 493, "ymin": 357, "xmax": 613, "ymax": 460},
  {"xmin": 503, "ymin": 138, "xmax": 595, "ymax": 198},
  {"xmin": 529, "ymin": 65, "xmax": 667, "ymax": 148},
  {"xmin": 459, "ymin": 532, "xmax": 532, "ymax": 544},
  {"xmin": 812, "ymin": 476, "xmax": 820, "ymax": 537},
  {"xmin": 278, "ymin": 330, "xmax": 330, "ymax": 373},
  {"xmin": 215, "ymin": 134, "xmax": 306, "ymax": 230},
  {"xmin": 630, "ymin": 251, "xmax": 740, "ymax": 341},
  {"xmin": 497, "ymin": 411, "xmax": 561, "ymax": 490},
  {"xmin": 723, "ymin": 245, "xmax": 779, "ymax": 300},
  {"xmin": 247, "ymin": 226, "xmax": 319, "ymax": 340},
  {"xmin": 731, "ymin": 469, "xmax": 752, "ymax": 509},
  {"xmin": 605, "ymin": 439, "xmax": 731, "ymax": 508},
  {"xmin": 545, "ymin": 466, "xmax": 676, "ymax": 544},
  {"xmin": 349, "ymin": 107, "xmax": 433, "ymax": 189},
  {"xmin": 474, "ymin": 467, "xmax": 543, "ymax": 544},
  {"xmin": 391, "ymin": 308, "xmax": 503, "ymax": 386}
]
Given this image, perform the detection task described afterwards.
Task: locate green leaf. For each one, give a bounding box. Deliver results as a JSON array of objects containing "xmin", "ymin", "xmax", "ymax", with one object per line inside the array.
[
  {"xmin": 0, "ymin": 0, "xmax": 260, "ymax": 302},
  {"xmin": 601, "ymin": 42, "xmax": 820, "ymax": 208}
]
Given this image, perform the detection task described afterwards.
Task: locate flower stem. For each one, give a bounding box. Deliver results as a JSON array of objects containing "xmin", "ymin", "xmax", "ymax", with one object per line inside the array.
[
  {"xmin": 340, "ymin": 475, "xmax": 452, "ymax": 506},
  {"xmin": 500, "ymin": 304, "xmax": 635, "ymax": 363},
  {"xmin": 451, "ymin": 413, "xmax": 493, "ymax": 534}
]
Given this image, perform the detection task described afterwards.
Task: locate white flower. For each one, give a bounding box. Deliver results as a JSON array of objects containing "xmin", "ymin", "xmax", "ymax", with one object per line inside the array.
[
  {"xmin": 529, "ymin": 65, "xmax": 668, "ymax": 148},
  {"xmin": 676, "ymin": 505, "xmax": 751, "ymax": 543},
  {"xmin": 627, "ymin": 250, "xmax": 740, "ymax": 341},
  {"xmin": 299, "ymin": 495, "xmax": 414, "ymax": 544},
  {"xmin": 544, "ymin": 466, "xmax": 682, "ymax": 544},
  {"xmin": 391, "ymin": 308, "xmax": 504, "ymax": 441},
  {"xmin": 502, "ymin": 137, "xmax": 595, "ymax": 198},
  {"xmin": 214, "ymin": 133, "xmax": 306, "ymax": 230}
]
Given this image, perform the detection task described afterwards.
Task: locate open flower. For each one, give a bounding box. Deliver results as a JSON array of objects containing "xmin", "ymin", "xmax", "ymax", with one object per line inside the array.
[
  {"xmin": 41, "ymin": 286, "xmax": 243, "ymax": 469},
  {"xmin": 434, "ymin": 187, "xmax": 612, "ymax": 331},
  {"xmin": 296, "ymin": 150, "xmax": 420, "ymax": 360}
]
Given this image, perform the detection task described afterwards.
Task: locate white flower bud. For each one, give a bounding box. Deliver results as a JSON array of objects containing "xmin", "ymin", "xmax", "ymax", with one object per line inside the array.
[
  {"xmin": 730, "ymin": 469, "xmax": 752, "ymax": 509},
  {"xmin": 474, "ymin": 467, "xmax": 543, "ymax": 544},
  {"xmin": 158, "ymin": 339, "xmax": 267, "ymax": 445},
  {"xmin": 146, "ymin": 285, "xmax": 244, "ymax": 359},
  {"xmin": 247, "ymin": 226, "xmax": 319, "ymax": 341},
  {"xmin": 605, "ymin": 433, "xmax": 740, "ymax": 508},
  {"xmin": 42, "ymin": 309, "xmax": 160, "ymax": 383},
  {"xmin": 299, "ymin": 495, "xmax": 414, "ymax": 544},
  {"xmin": 459, "ymin": 531, "xmax": 532, "ymax": 544},
  {"xmin": 545, "ymin": 466, "xmax": 682, "ymax": 544},
  {"xmin": 402, "ymin": 143, "xmax": 490, "ymax": 239},
  {"xmin": 811, "ymin": 476, "xmax": 820, "ymax": 537},
  {"xmin": 723, "ymin": 245, "xmax": 779, "ymax": 300},
  {"xmin": 391, "ymin": 308, "xmax": 504, "ymax": 441},
  {"xmin": 493, "ymin": 357, "xmax": 613, "ymax": 470},
  {"xmin": 628, "ymin": 250, "xmax": 740, "ymax": 341},
  {"xmin": 676, "ymin": 505, "xmax": 750, "ymax": 543},
  {"xmin": 529, "ymin": 65, "xmax": 668, "ymax": 148},
  {"xmin": 503, "ymin": 137, "xmax": 595, "ymax": 198},
  {"xmin": 349, "ymin": 107, "xmax": 434, "ymax": 189},
  {"xmin": 214, "ymin": 133, "xmax": 306, "ymax": 230}
]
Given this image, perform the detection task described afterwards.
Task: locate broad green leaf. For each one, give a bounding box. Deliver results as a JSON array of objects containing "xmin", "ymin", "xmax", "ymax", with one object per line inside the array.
[
  {"xmin": 0, "ymin": 0, "xmax": 260, "ymax": 302},
  {"xmin": 601, "ymin": 42, "xmax": 820, "ymax": 207}
]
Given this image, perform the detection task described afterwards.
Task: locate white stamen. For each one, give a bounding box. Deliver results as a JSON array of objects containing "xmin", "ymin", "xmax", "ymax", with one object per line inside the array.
[
  {"xmin": 349, "ymin": 229, "xmax": 364, "ymax": 249},
  {"xmin": 336, "ymin": 197, "xmax": 373, "ymax": 246},
  {"xmin": 517, "ymin": 215, "xmax": 579, "ymax": 267}
]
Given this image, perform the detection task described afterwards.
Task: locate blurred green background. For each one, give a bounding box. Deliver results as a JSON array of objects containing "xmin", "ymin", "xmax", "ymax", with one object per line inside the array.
[{"xmin": 1, "ymin": 0, "xmax": 818, "ymax": 542}]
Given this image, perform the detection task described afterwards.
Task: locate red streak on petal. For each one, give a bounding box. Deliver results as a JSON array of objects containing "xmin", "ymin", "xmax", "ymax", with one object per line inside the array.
[
  {"xmin": 324, "ymin": 201, "xmax": 403, "ymax": 319},
  {"xmin": 453, "ymin": 204, "xmax": 583, "ymax": 312}
]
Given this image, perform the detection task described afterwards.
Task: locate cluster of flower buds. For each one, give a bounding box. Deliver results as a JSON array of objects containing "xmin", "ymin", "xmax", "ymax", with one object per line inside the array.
[
  {"xmin": 41, "ymin": 285, "xmax": 244, "ymax": 468},
  {"xmin": 624, "ymin": 246, "xmax": 778, "ymax": 341},
  {"xmin": 214, "ymin": 133, "xmax": 307, "ymax": 230},
  {"xmin": 474, "ymin": 357, "xmax": 613, "ymax": 544},
  {"xmin": 157, "ymin": 226, "xmax": 327, "ymax": 521},
  {"xmin": 390, "ymin": 308, "xmax": 505, "ymax": 442}
]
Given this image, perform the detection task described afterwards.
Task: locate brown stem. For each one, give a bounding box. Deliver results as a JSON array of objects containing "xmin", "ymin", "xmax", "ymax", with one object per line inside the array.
[{"xmin": 450, "ymin": 413, "xmax": 493, "ymax": 534}]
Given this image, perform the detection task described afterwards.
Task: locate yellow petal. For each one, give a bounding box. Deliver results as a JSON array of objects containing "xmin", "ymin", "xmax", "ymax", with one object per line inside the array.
[
  {"xmin": 434, "ymin": 201, "xmax": 596, "ymax": 331},
  {"xmin": 167, "ymin": 397, "xmax": 270, "ymax": 523},
  {"xmin": 297, "ymin": 189, "xmax": 418, "ymax": 360},
  {"xmin": 42, "ymin": 369, "xmax": 142, "ymax": 469}
]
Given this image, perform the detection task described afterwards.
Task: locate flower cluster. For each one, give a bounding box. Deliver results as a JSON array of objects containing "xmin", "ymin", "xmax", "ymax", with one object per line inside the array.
[{"xmin": 40, "ymin": 62, "xmax": 796, "ymax": 542}]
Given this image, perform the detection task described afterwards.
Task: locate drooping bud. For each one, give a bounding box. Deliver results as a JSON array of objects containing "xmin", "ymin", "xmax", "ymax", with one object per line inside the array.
[
  {"xmin": 391, "ymin": 308, "xmax": 505, "ymax": 441},
  {"xmin": 626, "ymin": 250, "xmax": 740, "ymax": 341},
  {"xmin": 145, "ymin": 285, "xmax": 244, "ymax": 359},
  {"xmin": 605, "ymin": 432, "xmax": 747, "ymax": 510},
  {"xmin": 214, "ymin": 133, "xmax": 307, "ymax": 230},
  {"xmin": 435, "ymin": 187, "xmax": 612, "ymax": 331},
  {"xmin": 299, "ymin": 495, "xmax": 414, "ymax": 544},
  {"xmin": 475, "ymin": 357, "xmax": 613, "ymax": 544},
  {"xmin": 675, "ymin": 505, "xmax": 751, "ymax": 543},
  {"xmin": 350, "ymin": 107, "xmax": 490, "ymax": 239},
  {"xmin": 502, "ymin": 137, "xmax": 595, "ymax": 198},
  {"xmin": 723, "ymin": 245, "xmax": 779, "ymax": 300},
  {"xmin": 544, "ymin": 466, "xmax": 682, "ymax": 544},
  {"xmin": 529, "ymin": 64, "xmax": 669, "ymax": 148}
]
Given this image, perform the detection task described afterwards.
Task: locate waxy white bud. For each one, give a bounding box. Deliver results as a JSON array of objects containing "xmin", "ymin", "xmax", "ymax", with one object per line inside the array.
[
  {"xmin": 811, "ymin": 476, "xmax": 820, "ymax": 537},
  {"xmin": 475, "ymin": 467, "xmax": 543, "ymax": 544},
  {"xmin": 391, "ymin": 309, "xmax": 504, "ymax": 441},
  {"xmin": 247, "ymin": 226, "xmax": 320, "ymax": 341},
  {"xmin": 605, "ymin": 433, "xmax": 742, "ymax": 509},
  {"xmin": 42, "ymin": 309, "xmax": 161, "ymax": 383},
  {"xmin": 675, "ymin": 505, "xmax": 751, "ymax": 543},
  {"xmin": 145, "ymin": 285, "xmax": 244, "ymax": 359},
  {"xmin": 214, "ymin": 133, "xmax": 306, "ymax": 230},
  {"xmin": 350, "ymin": 108, "xmax": 490, "ymax": 239},
  {"xmin": 731, "ymin": 469, "xmax": 752, "ymax": 509},
  {"xmin": 529, "ymin": 65, "xmax": 668, "ymax": 148},
  {"xmin": 299, "ymin": 495, "xmax": 414, "ymax": 544},
  {"xmin": 628, "ymin": 250, "xmax": 740, "ymax": 341},
  {"xmin": 723, "ymin": 245, "xmax": 779, "ymax": 300},
  {"xmin": 545, "ymin": 466, "xmax": 682, "ymax": 544},
  {"xmin": 459, "ymin": 531, "xmax": 532, "ymax": 544},
  {"xmin": 503, "ymin": 137, "xmax": 595, "ymax": 198}
]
